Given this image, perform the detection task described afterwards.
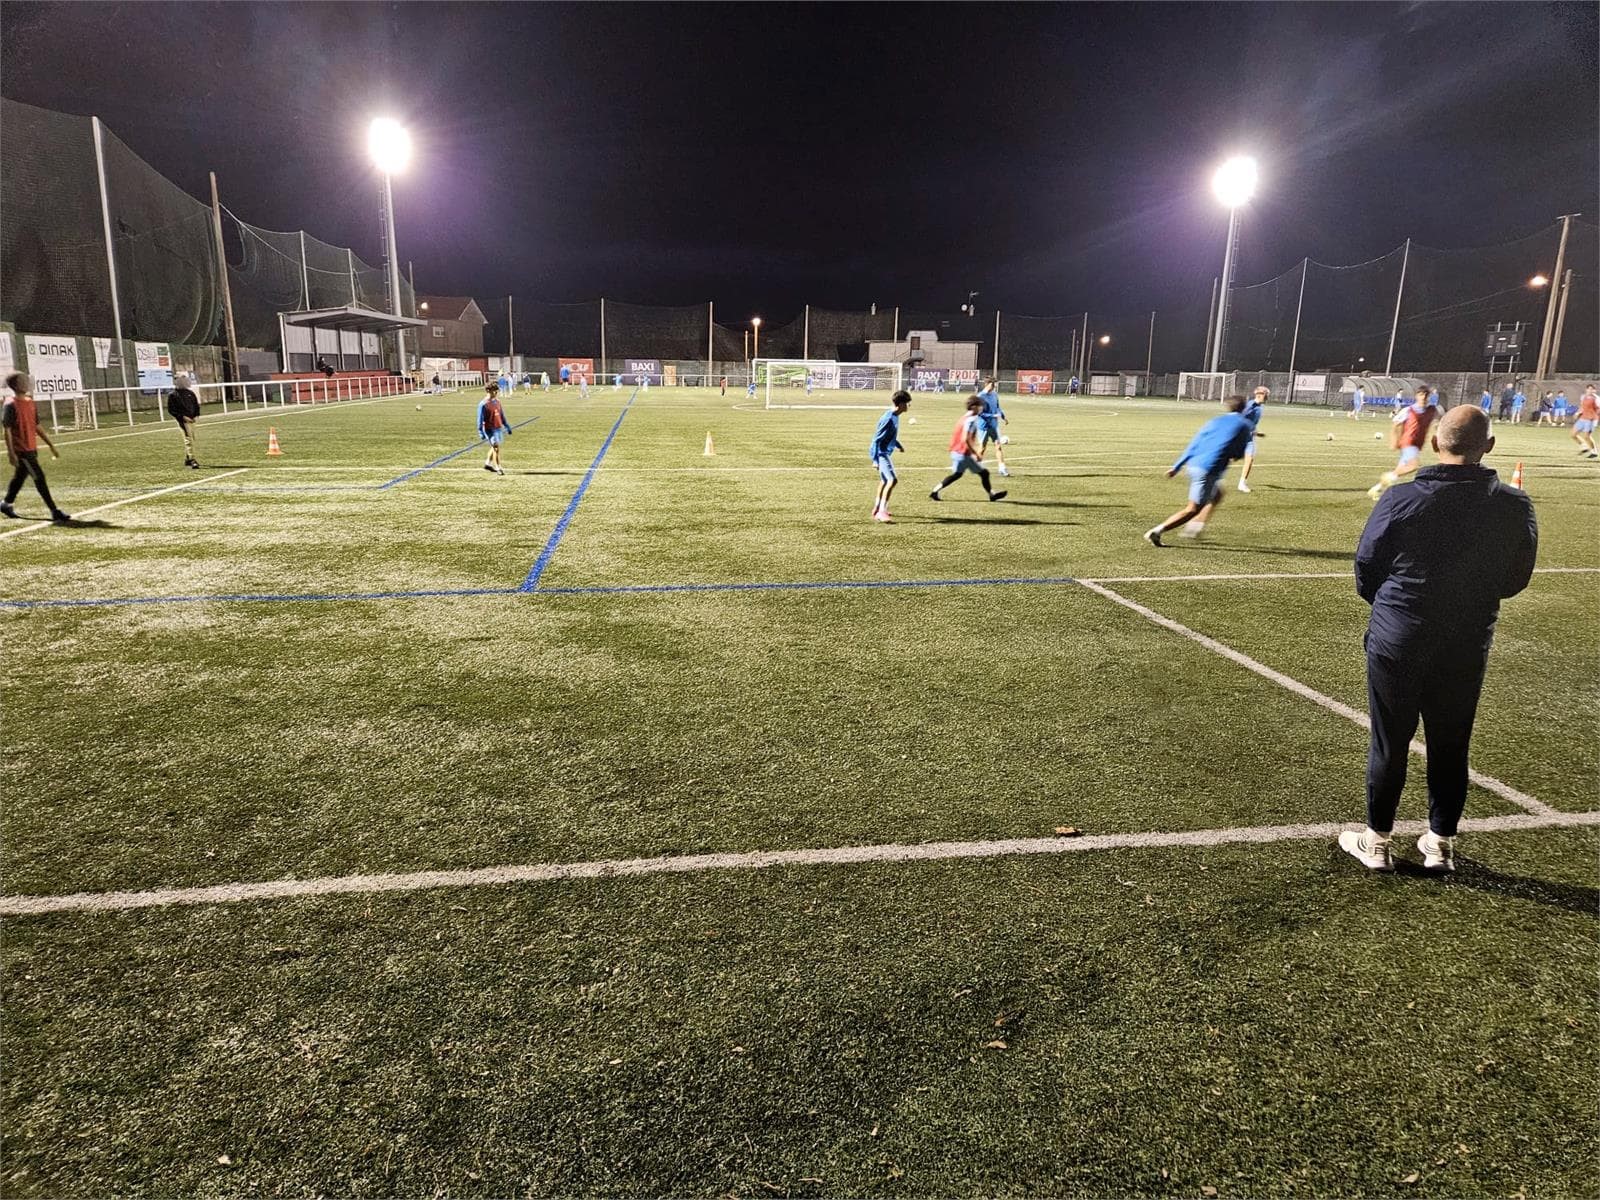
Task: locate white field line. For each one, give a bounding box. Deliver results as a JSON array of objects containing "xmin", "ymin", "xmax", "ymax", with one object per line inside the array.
[
  {"xmin": 4, "ymin": 809, "xmax": 1595, "ymax": 918},
  {"xmin": 1076, "ymin": 579, "xmax": 1555, "ymax": 817},
  {"xmin": 0, "ymin": 469, "xmax": 248, "ymax": 541},
  {"xmin": 52, "ymin": 389, "xmax": 421, "ymax": 447},
  {"xmin": 1082, "ymin": 570, "xmax": 1597, "ymax": 583}
]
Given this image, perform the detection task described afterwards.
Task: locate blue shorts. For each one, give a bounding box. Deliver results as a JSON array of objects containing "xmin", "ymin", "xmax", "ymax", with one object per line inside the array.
[
  {"xmin": 1398, "ymin": 445, "xmax": 1421, "ymax": 467},
  {"xmin": 949, "ymin": 452, "xmax": 985, "ymax": 475},
  {"xmin": 1243, "ymin": 438, "xmax": 1258, "ymax": 457},
  {"xmin": 1574, "ymin": 418, "xmax": 1596, "ymax": 434},
  {"xmin": 872, "ymin": 455, "xmax": 896, "ymax": 483},
  {"xmin": 982, "ymin": 416, "xmax": 1002, "ymax": 442},
  {"xmin": 484, "ymin": 429, "xmax": 505, "ymax": 446},
  {"xmin": 1185, "ymin": 463, "xmax": 1226, "ymax": 505}
]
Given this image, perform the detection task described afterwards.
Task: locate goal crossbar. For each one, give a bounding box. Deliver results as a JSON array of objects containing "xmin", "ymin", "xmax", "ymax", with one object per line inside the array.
[{"xmin": 758, "ymin": 359, "xmax": 903, "ymax": 409}]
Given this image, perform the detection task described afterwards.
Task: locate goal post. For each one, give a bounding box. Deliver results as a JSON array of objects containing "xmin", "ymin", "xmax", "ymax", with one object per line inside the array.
[
  {"xmin": 1176, "ymin": 371, "xmax": 1227, "ymax": 403},
  {"xmin": 758, "ymin": 359, "xmax": 904, "ymax": 409}
]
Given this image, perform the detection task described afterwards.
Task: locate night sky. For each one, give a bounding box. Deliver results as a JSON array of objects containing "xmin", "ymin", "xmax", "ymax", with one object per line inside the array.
[{"xmin": 3, "ymin": 1, "xmax": 1595, "ymax": 350}]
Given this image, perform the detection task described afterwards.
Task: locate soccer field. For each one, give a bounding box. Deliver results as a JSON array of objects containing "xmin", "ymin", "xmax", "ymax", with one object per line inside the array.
[{"xmin": 3, "ymin": 385, "xmax": 1597, "ymax": 1196}]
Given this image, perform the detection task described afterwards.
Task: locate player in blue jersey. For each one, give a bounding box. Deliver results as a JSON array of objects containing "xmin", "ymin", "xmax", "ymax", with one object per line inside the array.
[
  {"xmin": 1511, "ymin": 386, "xmax": 1527, "ymax": 423},
  {"xmin": 1236, "ymin": 385, "xmax": 1269, "ymax": 493},
  {"xmin": 869, "ymin": 390, "xmax": 911, "ymax": 523},
  {"xmin": 1350, "ymin": 384, "xmax": 1365, "ymax": 419},
  {"xmin": 977, "ymin": 378, "xmax": 1010, "ymax": 476},
  {"xmin": 613, "ymin": 372, "xmax": 623, "ymax": 391},
  {"xmin": 1480, "ymin": 388, "xmax": 1494, "ymax": 414},
  {"xmin": 1144, "ymin": 395, "xmax": 1254, "ymax": 546}
]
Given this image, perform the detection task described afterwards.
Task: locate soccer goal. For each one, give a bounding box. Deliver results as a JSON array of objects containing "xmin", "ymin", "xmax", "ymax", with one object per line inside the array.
[
  {"xmin": 1177, "ymin": 371, "xmax": 1227, "ymax": 403},
  {"xmin": 758, "ymin": 359, "xmax": 904, "ymax": 409}
]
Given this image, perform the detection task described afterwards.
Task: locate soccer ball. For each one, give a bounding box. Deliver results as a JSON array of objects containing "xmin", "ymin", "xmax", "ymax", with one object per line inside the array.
[
  {"xmin": 1326, "ymin": 433, "xmax": 1335, "ymax": 441},
  {"xmin": 999, "ymin": 435, "xmax": 1010, "ymax": 445},
  {"xmin": 908, "ymin": 416, "xmax": 917, "ymax": 425},
  {"xmin": 415, "ymin": 404, "xmax": 423, "ymax": 411},
  {"xmin": 1374, "ymin": 432, "xmax": 1382, "ymax": 439}
]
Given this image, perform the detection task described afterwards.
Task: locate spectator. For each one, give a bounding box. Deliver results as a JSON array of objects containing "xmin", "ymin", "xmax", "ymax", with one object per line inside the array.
[
  {"xmin": 1343, "ymin": 406, "xmax": 1536, "ymax": 873},
  {"xmin": 166, "ymin": 372, "xmax": 202, "ymax": 469}
]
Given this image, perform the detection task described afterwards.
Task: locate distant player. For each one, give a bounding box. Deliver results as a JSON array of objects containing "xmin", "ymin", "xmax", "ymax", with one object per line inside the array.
[
  {"xmin": 1552, "ymin": 389, "xmax": 1570, "ymax": 426},
  {"xmin": 805, "ymin": 373, "xmax": 814, "ymax": 397},
  {"xmin": 613, "ymin": 372, "xmax": 623, "ymax": 391},
  {"xmin": 1143, "ymin": 395, "xmax": 1252, "ymax": 546},
  {"xmin": 167, "ymin": 371, "xmax": 202, "ymax": 469},
  {"xmin": 1535, "ymin": 393, "xmax": 1555, "ymax": 426},
  {"xmin": 1, "ymin": 373, "xmax": 70, "ymax": 524},
  {"xmin": 720, "ymin": 375, "xmax": 728, "ymax": 397},
  {"xmin": 1480, "ymin": 388, "xmax": 1494, "ymax": 414},
  {"xmin": 930, "ymin": 396, "xmax": 1007, "ymax": 503},
  {"xmin": 1368, "ymin": 386, "xmax": 1438, "ymax": 499},
  {"xmin": 1572, "ymin": 385, "xmax": 1599, "ymax": 458},
  {"xmin": 540, "ymin": 371, "xmax": 551, "ymax": 392},
  {"xmin": 746, "ymin": 377, "xmax": 757, "ymax": 399},
  {"xmin": 869, "ymin": 390, "xmax": 911, "ymax": 523},
  {"xmin": 977, "ymin": 379, "xmax": 1010, "ymax": 476},
  {"xmin": 1236, "ymin": 385, "xmax": 1268, "ymax": 493},
  {"xmin": 1511, "ymin": 386, "xmax": 1526, "ymax": 423},
  {"xmin": 1027, "ymin": 379, "xmax": 1039, "ymax": 396},
  {"xmin": 477, "ymin": 381, "xmax": 510, "ymax": 475},
  {"xmin": 559, "ymin": 364, "xmax": 571, "ymax": 389},
  {"xmin": 1350, "ymin": 383, "xmax": 1365, "ymax": 419},
  {"xmin": 579, "ymin": 373, "xmax": 590, "ymax": 398}
]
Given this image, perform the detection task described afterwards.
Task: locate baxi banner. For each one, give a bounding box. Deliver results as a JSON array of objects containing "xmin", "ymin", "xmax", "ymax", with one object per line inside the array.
[
  {"xmin": 24, "ymin": 334, "xmax": 84, "ymax": 399},
  {"xmin": 1015, "ymin": 369, "xmax": 1054, "ymax": 394},
  {"xmin": 625, "ymin": 358, "xmax": 661, "ymax": 385},
  {"xmin": 135, "ymin": 342, "xmax": 174, "ymax": 393},
  {"xmin": 910, "ymin": 367, "xmax": 947, "ymax": 390},
  {"xmin": 558, "ymin": 356, "xmax": 594, "ymax": 383}
]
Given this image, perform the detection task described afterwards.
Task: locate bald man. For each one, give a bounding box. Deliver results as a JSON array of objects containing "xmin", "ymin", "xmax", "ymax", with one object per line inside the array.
[{"xmin": 1342, "ymin": 407, "xmax": 1537, "ymax": 873}]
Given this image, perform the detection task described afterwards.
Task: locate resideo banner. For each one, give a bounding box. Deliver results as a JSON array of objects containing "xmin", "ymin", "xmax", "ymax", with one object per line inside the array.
[
  {"xmin": 625, "ymin": 358, "xmax": 661, "ymax": 385},
  {"xmin": 135, "ymin": 342, "xmax": 174, "ymax": 393},
  {"xmin": 948, "ymin": 369, "xmax": 981, "ymax": 389},
  {"xmin": 24, "ymin": 334, "xmax": 84, "ymax": 399},
  {"xmin": 558, "ymin": 357, "xmax": 594, "ymax": 382},
  {"xmin": 910, "ymin": 367, "xmax": 947, "ymax": 389},
  {"xmin": 1016, "ymin": 369, "xmax": 1054, "ymax": 393}
]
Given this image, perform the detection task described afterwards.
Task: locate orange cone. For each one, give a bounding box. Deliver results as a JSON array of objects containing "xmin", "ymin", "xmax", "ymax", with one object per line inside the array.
[
  {"xmin": 1511, "ymin": 460, "xmax": 1524, "ymax": 490},
  {"xmin": 703, "ymin": 431, "xmax": 716, "ymax": 456},
  {"xmin": 266, "ymin": 428, "xmax": 282, "ymax": 457}
]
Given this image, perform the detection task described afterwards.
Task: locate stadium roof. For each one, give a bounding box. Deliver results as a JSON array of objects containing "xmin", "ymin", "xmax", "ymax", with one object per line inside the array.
[
  {"xmin": 282, "ymin": 305, "xmax": 429, "ymax": 334},
  {"xmin": 415, "ymin": 296, "xmax": 487, "ymax": 325}
]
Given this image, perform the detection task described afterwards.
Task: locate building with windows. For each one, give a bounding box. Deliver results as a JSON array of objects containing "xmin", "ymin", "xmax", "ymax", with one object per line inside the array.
[{"xmin": 415, "ymin": 296, "xmax": 488, "ymax": 357}]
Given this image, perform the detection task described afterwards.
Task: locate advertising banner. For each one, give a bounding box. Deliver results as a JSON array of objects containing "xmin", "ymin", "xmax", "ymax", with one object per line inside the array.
[
  {"xmin": 0, "ymin": 331, "xmax": 13, "ymax": 377},
  {"xmin": 625, "ymin": 358, "xmax": 661, "ymax": 385},
  {"xmin": 839, "ymin": 365, "xmax": 883, "ymax": 391},
  {"xmin": 663, "ymin": 365, "xmax": 677, "ymax": 386},
  {"xmin": 135, "ymin": 342, "xmax": 174, "ymax": 393},
  {"xmin": 909, "ymin": 367, "xmax": 947, "ymax": 390},
  {"xmin": 24, "ymin": 334, "xmax": 84, "ymax": 400},
  {"xmin": 948, "ymin": 369, "xmax": 981, "ymax": 389},
  {"xmin": 91, "ymin": 337, "xmax": 122, "ymax": 370},
  {"xmin": 1292, "ymin": 374, "xmax": 1326, "ymax": 394},
  {"xmin": 558, "ymin": 356, "xmax": 595, "ymax": 383},
  {"xmin": 1015, "ymin": 370, "xmax": 1054, "ymax": 394}
]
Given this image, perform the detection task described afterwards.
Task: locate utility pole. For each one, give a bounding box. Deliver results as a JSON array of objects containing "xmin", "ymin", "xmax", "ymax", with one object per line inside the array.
[
  {"xmin": 1384, "ymin": 239, "xmax": 1410, "ymax": 376},
  {"xmin": 1145, "ymin": 310, "xmax": 1155, "ymax": 385},
  {"xmin": 1534, "ymin": 214, "xmax": 1578, "ymax": 378},
  {"xmin": 507, "ymin": 295, "xmax": 515, "ymax": 362},
  {"xmin": 1286, "ymin": 257, "xmax": 1307, "ymax": 398},
  {"xmin": 208, "ymin": 172, "xmax": 241, "ymax": 384},
  {"xmin": 1549, "ymin": 267, "xmax": 1574, "ymax": 374}
]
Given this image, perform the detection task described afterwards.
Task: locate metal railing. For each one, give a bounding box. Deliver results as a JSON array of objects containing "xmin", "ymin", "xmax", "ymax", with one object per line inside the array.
[{"xmin": 54, "ymin": 374, "xmax": 424, "ymax": 432}]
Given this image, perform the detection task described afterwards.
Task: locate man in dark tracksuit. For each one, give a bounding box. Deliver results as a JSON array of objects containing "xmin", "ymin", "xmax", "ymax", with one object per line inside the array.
[
  {"xmin": 1341, "ymin": 406, "xmax": 1536, "ymax": 873},
  {"xmin": 167, "ymin": 372, "xmax": 202, "ymax": 468}
]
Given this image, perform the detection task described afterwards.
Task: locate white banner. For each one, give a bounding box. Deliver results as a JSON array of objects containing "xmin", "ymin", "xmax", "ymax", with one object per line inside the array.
[
  {"xmin": 91, "ymin": 336, "xmax": 123, "ymax": 369},
  {"xmin": 24, "ymin": 335, "xmax": 84, "ymax": 400},
  {"xmin": 0, "ymin": 331, "xmax": 13, "ymax": 377},
  {"xmin": 135, "ymin": 342, "xmax": 174, "ymax": 393},
  {"xmin": 1292, "ymin": 374, "xmax": 1326, "ymax": 394}
]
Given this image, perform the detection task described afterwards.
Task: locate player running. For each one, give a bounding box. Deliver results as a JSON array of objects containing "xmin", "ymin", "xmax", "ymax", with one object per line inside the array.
[
  {"xmin": 1368, "ymin": 386, "xmax": 1439, "ymax": 499},
  {"xmin": 477, "ymin": 381, "xmax": 511, "ymax": 476},
  {"xmin": 930, "ymin": 396, "xmax": 1008, "ymax": 503},
  {"xmin": 978, "ymin": 379, "xmax": 1010, "ymax": 476},
  {"xmin": 869, "ymin": 390, "xmax": 911, "ymax": 523},
  {"xmin": 1143, "ymin": 394, "xmax": 1252, "ymax": 546},
  {"xmin": 1, "ymin": 373, "xmax": 70, "ymax": 524},
  {"xmin": 1236, "ymin": 385, "xmax": 1269, "ymax": 492},
  {"xmin": 1572, "ymin": 385, "xmax": 1599, "ymax": 458}
]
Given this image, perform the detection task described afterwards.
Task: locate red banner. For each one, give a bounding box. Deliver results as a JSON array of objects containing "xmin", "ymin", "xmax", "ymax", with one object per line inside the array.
[
  {"xmin": 1015, "ymin": 370, "xmax": 1054, "ymax": 394},
  {"xmin": 559, "ymin": 357, "xmax": 595, "ymax": 383}
]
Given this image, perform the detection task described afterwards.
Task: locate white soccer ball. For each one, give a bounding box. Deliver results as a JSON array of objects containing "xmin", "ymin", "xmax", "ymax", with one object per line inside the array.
[
  {"xmin": 415, "ymin": 404, "xmax": 423, "ymax": 411},
  {"xmin": 908, "ymin": 416, "xmax": 918, "ymax": 425},
  {"xmin": 1326, "ymin": 433, "xmax": 1335, "ymax": 441},
  {"xmin": 999, "ymin": 435, "xmax": 1010, "ymax": 445},
  {"xmin": 1374, "ymin": 431, "xmax": 1382, "ymax": 439}
]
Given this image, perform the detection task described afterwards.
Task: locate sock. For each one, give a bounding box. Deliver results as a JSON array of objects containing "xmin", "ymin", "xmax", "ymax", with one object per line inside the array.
[{"xmin": 1367, "ymin": 827, "xmax": 1392, "ymax": 843}]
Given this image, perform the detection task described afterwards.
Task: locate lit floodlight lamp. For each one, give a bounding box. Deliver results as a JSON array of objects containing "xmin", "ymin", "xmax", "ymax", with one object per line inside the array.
[
  {"xmin": 1529, "ymin": 275, "xmax": 1549, "ymax": 288},
  {"xmin": 1212, "ymin": 155, "xmax": 1258, "ymax": 209},
  {"xmin": 1098, "ymin": 335, "xmax": 1111, "ymax": 345},
  {"xmin": 751, "ymin": 316, "xmax": 762, "ymax": 327},
  {"xmin": 368, "ymin": 118, "xmax": 412, "ymax": 174}
]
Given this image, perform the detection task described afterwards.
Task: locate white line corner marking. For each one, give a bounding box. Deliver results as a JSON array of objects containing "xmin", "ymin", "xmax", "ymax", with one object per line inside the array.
[{"xmin": 1074, "ymin": 578, "xmax": 1554, "ymax": 816}]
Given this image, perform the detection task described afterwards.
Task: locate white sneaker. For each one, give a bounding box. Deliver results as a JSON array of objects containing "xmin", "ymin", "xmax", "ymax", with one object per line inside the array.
[
  {"xmin": 1143, "ymin": 527, "xmax": 1163, "ymax": 547},
  {"xmin": 1237, "ymin": 480, "xmax": 1251, "ymax": 493},
  {"xmin": 1339, "ymin": 829, "xmax": 1394, "ymax": 871},
  {"xmin": 998, "ymin": 465, "xmax": 1010, "ymax": 477},
  {"xmin": 1416, "ymin": 831, "xmax": 1456, "ymax": 873}
]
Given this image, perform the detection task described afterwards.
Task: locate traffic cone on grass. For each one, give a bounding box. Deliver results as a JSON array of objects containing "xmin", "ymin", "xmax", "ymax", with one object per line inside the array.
[
  {"xmin": 703, "ymin": 431, "xmax": 716, "ymax": 457},
  {"xmin": 1511, "ymin": 461, "xmax": 1524, "ymax": 490},
  {"xmin": 266, "ymin": 428, "xmax": 283, "ymax": 457}
]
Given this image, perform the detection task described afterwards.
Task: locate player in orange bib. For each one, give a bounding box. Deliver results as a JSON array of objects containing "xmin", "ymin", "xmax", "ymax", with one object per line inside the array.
[
  {"xmin": 1570, "ymin": 385, "xmax": 1598, "ymax": 459},
  {"xmin": 1368, "ymin": 386, "xmax": 1438, "ymax": 499},
  {"xmin": 929, "ymin": 396, "xmax": 1007, "ymax": 503}
]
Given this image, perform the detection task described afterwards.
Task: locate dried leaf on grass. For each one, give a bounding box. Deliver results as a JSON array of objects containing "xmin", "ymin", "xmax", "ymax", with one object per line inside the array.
[{"xmin": 1053, "ymin": 825, "xmax": 1083, "ymax": 837}]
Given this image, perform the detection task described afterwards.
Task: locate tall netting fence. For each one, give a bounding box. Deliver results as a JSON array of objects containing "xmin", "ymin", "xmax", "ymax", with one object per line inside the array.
[{"xmin": 605, "ymin": 301, "xmax": 710, "ymax": 362}]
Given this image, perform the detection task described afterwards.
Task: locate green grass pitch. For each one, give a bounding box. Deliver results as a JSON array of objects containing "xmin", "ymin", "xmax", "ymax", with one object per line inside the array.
[{"xmin": 2, "ymin": 385, "xmax": 1597, "ymax": 1196}]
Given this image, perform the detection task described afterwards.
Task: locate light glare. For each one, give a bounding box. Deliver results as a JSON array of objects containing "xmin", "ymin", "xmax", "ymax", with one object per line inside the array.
[
  {"xmin": 1212, "ymin": 155, "xmax": 1258, "ymax": 208},
  {"xmin": 1098, "ymin": 335, "xmax": 1111, "ymax": 345},
  {"xmin": 1529, "ymin": 274, "xmax": 1549, "ymax": 288},
  {"xmin": 368, "ymin": 118, "xmax": 412, "ymax": 174}
]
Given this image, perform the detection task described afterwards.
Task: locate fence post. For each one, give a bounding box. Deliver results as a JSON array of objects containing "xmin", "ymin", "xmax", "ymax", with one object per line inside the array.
[
  {"xmin": 299, "ymin": 231, "xmax": 310, "ymax": 310},
  {"xmin": 803, "ymin": 304, "xmax": 810, "ymax": 359},
  {"xmin": 707, "ymin": 301, "xmax": 714, "ymax": 382},
  {"xmin": 90, "ymin": 118, "xmax": 135, "ymax": 422}
]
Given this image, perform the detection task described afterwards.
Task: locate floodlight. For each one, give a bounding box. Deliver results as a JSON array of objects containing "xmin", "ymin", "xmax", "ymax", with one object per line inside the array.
[
  {"xmin": 1212, "ymin": 155, "xmax": 1258, "ymax": 209},
  {"xmin": 1098, "ymin": 335, "xmax": 1111, "ymax": 345},
  {"xmin": 368, "ymin": 118, "xmax": 412, "ymax": 174},
  {"xmin": 1529, "ymin": 275, "xmax": 1549, "ymax": 288},
  {"xmin": 751, "ymin": 316, "xmax": 762, "ymax": 327}
]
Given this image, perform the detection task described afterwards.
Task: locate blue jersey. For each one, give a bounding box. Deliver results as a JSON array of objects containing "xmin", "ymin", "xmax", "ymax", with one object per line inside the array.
[
  {"xmin": 1173, "ymin": 413, "xmax": 1253, "ymax": 474},
  {"xmin": 1241, "ymin": 400, "xmax": 1264, "ymax": 433},
  {"xmin": 980, "ymin": 387, "xmax": 1005, "ymax": 420},
  {"xmin": 870, "ymin": 409, "xmax": 904, "ymax": 459}
]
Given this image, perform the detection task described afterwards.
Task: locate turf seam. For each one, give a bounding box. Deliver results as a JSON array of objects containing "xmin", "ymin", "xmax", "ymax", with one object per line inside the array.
[
  {"xmin": 1075, "ymin": 579, "xmax": 1555, "ymax": 816},
  {"xmin": 3, "ymin": 809, "xmax": 1595, "ymax": 918}
]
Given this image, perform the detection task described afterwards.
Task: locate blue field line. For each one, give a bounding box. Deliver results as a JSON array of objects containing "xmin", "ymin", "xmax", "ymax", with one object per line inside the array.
[
  {"xmin": 535, "ymin": 575, "xmax": 1084, "ymax": 597},
  {"xmin": 377, "ymin": 416, "xmax": 542, "ymax": 490},
  {"xmin": 519, "ymin": 392, "xmax": 637, "ymax": 592}
]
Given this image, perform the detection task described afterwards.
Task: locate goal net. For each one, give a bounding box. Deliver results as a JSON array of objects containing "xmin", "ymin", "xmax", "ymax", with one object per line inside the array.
[
  {"xmin": 1177, "ymin": 372, "xmax": 1227, "ymax": 402},
  {"xmin": 758, "ymin": 359, "xmax": 904, "ymax": 409}
]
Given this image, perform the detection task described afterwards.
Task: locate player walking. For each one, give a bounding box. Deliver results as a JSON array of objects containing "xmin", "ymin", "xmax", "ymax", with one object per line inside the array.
[
  {"xmin": 869, "ymin": 390, "xmax": 911, "ymax": 523},
  {"xmin": 1350, "ymin": 383, "xmax": 1365, "ymax": 419},
  {"xmin": 167, "ymin": 372, "xmax": 202, "ymax": 469},
  {"xmin": 1143, "ymin": 395, "xmax": 1252, "ymax": 546},
  {"xmin": 930, "ymin": 396, "xmax": 1007, "ymax": 503},
  {"xmin": 1369, "ymin": 386, "xmax": 1438, "ymax": 499},
  {"xmin": 1236, "ymin": 385, "xmax": 1268, "ymax": 492},
  {"xmin": 1572, "ymin": 385, "xmax": 1599, "ymax": 458},
  {"xmin": 477, "ymin": 381, "xmax": 511, "ymax": 476},
  {"xmin": 1, "ymin": 373, "xmax": 70, "ymax": 524},
  {"xmin": 978, "ymin": 379, "xmax": 1010, "ymax": 476},
  {"xmin": 1510, "ymin": 386, "xmax": 1526, "ymax": 423}
]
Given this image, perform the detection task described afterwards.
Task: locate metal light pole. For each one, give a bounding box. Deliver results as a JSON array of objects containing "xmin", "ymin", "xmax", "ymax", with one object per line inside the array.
[
  {"xmin": 369, "ymin": 118, "xmax": 412, "ymax": 372},
  {"xmin": 1549, "ymin": 267, "xmax": 1574, "ymax": 374},
  {"xmin": 1208, "ymin": 156, "xmax": 1258, "ymax": 373},
  {"xmin": 1535, "ymin": 213, "xmax": 1579, "ymax": 378},
  {"xmin": 1086, "ymin": 335, "xmax": 1109, "ymax": 383},
  {"xmin": 752, "ymin": 316, "xmax": 761, "ymax": 364}
]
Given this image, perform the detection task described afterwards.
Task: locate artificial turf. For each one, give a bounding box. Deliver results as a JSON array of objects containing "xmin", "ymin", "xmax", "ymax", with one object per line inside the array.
[{"xmin": 2, "ymin": 385, "xmax": 1595, "ymax": 1195}]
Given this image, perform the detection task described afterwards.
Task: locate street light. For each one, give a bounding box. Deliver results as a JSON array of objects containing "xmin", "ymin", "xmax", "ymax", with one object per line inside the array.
[
  {"xmin": 369, "ymin": 117, "xmax": 412, "ymax": 372},
  {"xmin": 1529, "ymin": 275, "xmax": 1549, "ymax": 288},
  {"xmin": 751, "ymin": 316, "xmax": 762, "ymax": 363},
  {"xmin": 1208, "ymin": 154, "xmax": 1258, "ymax": 372},
  {"xmin": 1086, "ymin": 334, "xmax": 1110, "ymax": 380}
]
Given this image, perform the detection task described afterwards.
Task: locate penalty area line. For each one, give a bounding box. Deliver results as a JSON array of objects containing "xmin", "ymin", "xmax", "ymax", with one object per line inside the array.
[
  {"xmin": 3, "ymin": 809, "xmax": 1596, "ymax": 918},
  {"xmin": 1075, "ymin": 578, "xmax": 1555, "ymax": 817}
]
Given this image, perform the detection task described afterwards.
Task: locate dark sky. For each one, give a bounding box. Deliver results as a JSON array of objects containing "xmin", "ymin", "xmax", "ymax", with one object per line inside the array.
[{"xmin": 3, "ymin": 1, "xmax": 1595, "ymax": 344}]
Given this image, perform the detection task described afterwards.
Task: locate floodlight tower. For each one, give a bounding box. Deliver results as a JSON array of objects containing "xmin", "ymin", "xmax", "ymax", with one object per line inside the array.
[
  {"xmin": 751, "ymin": 316, "xmax": 762, "ymax": 362},
  {"xmin": 1086, "ymin": 334, "xmax": 1111, "ymax": 380},
  {"xmin": 1208, "ymin": 155, "xmax": 1258, "ymax": 373},
  {"xmin": 369, "ymin": 118, "xmax": 412, "ymax": 371}
]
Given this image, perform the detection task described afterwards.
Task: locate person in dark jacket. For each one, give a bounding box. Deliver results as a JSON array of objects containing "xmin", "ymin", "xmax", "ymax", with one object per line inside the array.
[
  {"xmin": 1342, "ymin": 406, "xmax": 1537, "ymax": 874},
  {"xmin": 166, "ymin": 372, "xmax": 202, "ymax": 468}
]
